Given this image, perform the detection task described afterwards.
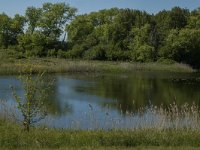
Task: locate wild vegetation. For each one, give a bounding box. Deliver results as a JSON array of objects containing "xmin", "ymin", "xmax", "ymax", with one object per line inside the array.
[
  {"xmin": 1, "ymin": 102, "xmax": 200, "ymax": 149},
  {"xmin": 0, "ymin": 3, "xmax": 200, "ymax": 69},
  {"xmin": 11, "ymin": 70, "xmax": 53, "ymax": 131},
  {"xmin": 1, "ymin": 120, "xmax": 200, "ymax": 149},
  {"xmin": 1, "ymin": 2, "xmax": 200, "ymax": 149},
  {"xmin": 0, "ymin": 57, "xmax": 194, "ymax": 75}
]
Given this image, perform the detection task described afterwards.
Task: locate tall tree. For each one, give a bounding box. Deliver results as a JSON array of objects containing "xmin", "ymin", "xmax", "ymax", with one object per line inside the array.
[
  {"xmin": 0, "ymin": 13, "xmax": 11, "ymax": 48},
  {"xmin": 38, "ymin": 3, "xmax": 77, "ymax": 40},
  {"xmin": 10, "ymin": 14, "xmax": 26, "ymax": 45},
  {"xmin": 25, "ymin": 7, "xmax": 42, "ymax": 34},
  {"xmin": 169, "ymin": 7, "xmax": 189, "ymax": 29}
]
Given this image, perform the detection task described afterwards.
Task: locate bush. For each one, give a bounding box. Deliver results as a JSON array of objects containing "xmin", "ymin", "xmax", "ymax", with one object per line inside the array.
[
  {"xmin": 25, "ymin": 46, "xmax": 44, "ymax": 57},
  {"xmin": 66, "ymin": 44, "xmax": 86, "ymax": 58},
  {"xmin": 47, "ymin": 49, "xmax": 57, "ymax": 57},
  {"xmin": 11, "ymin": 71, "xmax": 51, "ymax": 132},
  {"xmin": 57, "ymin": 50, "xmax": 66, "ymax": 58},
  {"xmin": 157, "ymin": 58, "xmax": 176, "ymax": 64},
  {"xmin": 132, "ymin": 45, "xmax": 155, "ymax": 62},
  {"xmin": 83, "ymin": 45, "xmax": 106, "ymax": 60},
  {"xmin": 0, "ymin": 48, "xmax": 25, "ymax": 59},
  {"xmin": 105, "ymin": 50, "xmax": 130, "ymax": 61}
]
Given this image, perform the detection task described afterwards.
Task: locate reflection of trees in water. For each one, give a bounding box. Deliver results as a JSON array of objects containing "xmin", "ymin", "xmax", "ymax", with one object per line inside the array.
[
  {"xmin": 9, "ymin": 73, "xmax": 199, "ymax": 116},
  {"xmin": 30, "ymin": 75, "xmax": 72, "ymax": 116},
  {"xmin": 0, "ymin": 75, "xmax": 73, "ymax": 117},
  {"xmin": 73, "ymin": 74, "xmax": 200, "ymax": 114}
]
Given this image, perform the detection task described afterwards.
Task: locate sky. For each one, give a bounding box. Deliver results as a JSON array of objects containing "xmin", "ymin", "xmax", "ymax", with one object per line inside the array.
[{"xmin": 0, "ymin": 0, "xmax": 200, "ymax": 17}]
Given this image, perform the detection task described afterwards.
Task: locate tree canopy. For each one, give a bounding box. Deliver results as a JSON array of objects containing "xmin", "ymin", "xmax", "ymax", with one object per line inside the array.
[{"xmin": 1, "ymin": 3, "xmax": 200, "ymax": 69}]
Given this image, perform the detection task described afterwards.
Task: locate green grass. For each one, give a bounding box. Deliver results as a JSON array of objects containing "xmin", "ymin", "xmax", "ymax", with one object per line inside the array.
[
  {"xmin": 1, "ymin": 120, "xmax": 200, "ymax": 149},
  {"xmin": 14, "ymin": 147, "xmax": 200, "ymax": 150},
  {"xmin": 0, "ymin": 57, "xmax": 195, "ymax": 75}
]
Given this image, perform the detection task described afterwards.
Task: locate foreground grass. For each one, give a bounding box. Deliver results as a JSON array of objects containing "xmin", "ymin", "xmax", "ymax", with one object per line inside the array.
[
  {"xmin": 0, "ymin": 57, "xmax": 194, "ymax": 75},
  {"xmin": 1, "ymin": 120, "xmax": 200, "ymax": 149},
  {"xmin": 15, "ymin": 147, "xmax": 200, "ymax": 150}
]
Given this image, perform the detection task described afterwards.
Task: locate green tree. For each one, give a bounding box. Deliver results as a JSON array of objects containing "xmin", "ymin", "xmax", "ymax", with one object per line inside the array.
[
  {"xmin": 18, "ymin": 2, "xmax": 77, "ymax": 56},
  {"xmin": 38, "ymin": 3, "xmax": 77, "ymax": 41},
  {"xmin": 169, "ymin": 7, "xmax": 189, "ymax": 29},
  {"xmin": 67, "ymin": 15, "xmax": 94, "ymax": 44},
  {"xmin": 187, "ymin": 8, "xmax": 200, "ymax": 29},
  {"xmin": 129, "ymin": 24, "xmax": 155, "ymax": 61},
  {"xmin": 25, "ymin": 7, "xmax": 42, "ymax": 34},
  {"xmin": 12, "ymin": 71, "xmax": 51, "ymax": 132},
  {"xmin": 0, "ymin": 13, "xmax": 12, "ymax": 48},
  {"xmin": 0, "ymin": 13, "xmax": 25, "ymax": 48},
  {"xmin": 161, "ymin": 29, "xmax": 200, "ymax": 68},
  {"xmin": 18, "ymin": 32, "xmax": 46, "ymax": 56},
  {"xmin": 10, "ymin": 14, "xmax": 26, "ymax": 45}
]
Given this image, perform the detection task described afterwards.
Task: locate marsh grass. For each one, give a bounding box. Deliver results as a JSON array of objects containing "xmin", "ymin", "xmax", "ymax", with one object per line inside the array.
[
  {"xmin": 134, "ymin": 102, "xmax": 200, "ymax": 130},
  {"xmin": 1, "ymin": 101, "xmax": 200, "ymax": 130},
  {"xmin": 47, "ymin": 102, "xmax": 200, "ymax": 131},
  {"xmin": 1, "ymin": 102, "xmax": 200, "ymax": 149},
  {"xmin": 1, "ymin": 119, "xmax": 200, "ymax": 149},
  {"xmin": 0, "ymin": 58, "xmax": 194, "ymax": 75}
]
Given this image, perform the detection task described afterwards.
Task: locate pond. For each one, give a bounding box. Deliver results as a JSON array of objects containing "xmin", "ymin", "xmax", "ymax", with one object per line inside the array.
[{"xmin": 0, "ymin": 71, "xmax": 200, "ymax": 129}]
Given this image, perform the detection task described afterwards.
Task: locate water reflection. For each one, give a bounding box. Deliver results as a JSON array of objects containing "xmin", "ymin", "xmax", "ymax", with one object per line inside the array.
[
  {"xmin": 0, "ymin": 72, "xmax": 200, "ymax": 129},
  {"xmin": 71, "ymin": 72, "xmax": 200, "ymax": 113}
]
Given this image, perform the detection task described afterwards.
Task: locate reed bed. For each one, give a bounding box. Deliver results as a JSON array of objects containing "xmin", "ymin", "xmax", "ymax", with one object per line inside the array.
[
  {"xmin": 0, "ymin": 58, "xmax": 194, "ymax": 75},
  {"xmin": 1, "ymin": 101, "xmax": 200, "ymax": 130},
  {"xmin": 61, "ymin": 102, "xmax": 200, "ymax": 131}
]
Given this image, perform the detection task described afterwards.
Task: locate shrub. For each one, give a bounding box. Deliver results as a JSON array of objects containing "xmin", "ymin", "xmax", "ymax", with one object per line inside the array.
[
  {"xmin": 47, "ymin": 49, "xmax": 57, "ymax": 57},
  {"xmin": 157, "ymin": 58, "xmax": 176, "ymax": 64},
  {"xmin": 57, "ymin": 49, "xmax": 66, "ymax": 58},
  {"xmin": 11, "ymin": 70, "xmax": 52, "ymax": 132},
  {"xmin": 83, "ymin": 45, "xmax": 106, "ymax": 60},
  {"xmin": 66, "ymin": 44, "xmax": 86, "ymax": 58}
]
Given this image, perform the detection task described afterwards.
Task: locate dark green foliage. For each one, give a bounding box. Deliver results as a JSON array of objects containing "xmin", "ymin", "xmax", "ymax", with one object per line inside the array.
[
  {"xmin": 66, "ymin": 44, "xmax": 87, "ymax": 58},
  {"xmin": 66, "ymin": 6, "xmax": 200, "ymax": 69},
  {"xmin": 47, "ymin": 49, "xmax": 57, "ymax": 57},
  {"xmin": 0, "ymin": 13, "xmax": 25, "ymax": 48},
  {"xmin": 161, "ymin": 29, "xmax": 200, "ymax": 68},
  {"xmin": 57, "ymin": 49, "xmax": 67, "ymax": 58},
  {"xmin": 1, "ymin": 4, "xmax": 200, "ymax": 69},
  {"xmin": 169, "ymin": 7, "xmax": 189, "ymax": 29},
  {"xmin": 83, "ymin": 45, "xmax": 106, "ymax": 60}
]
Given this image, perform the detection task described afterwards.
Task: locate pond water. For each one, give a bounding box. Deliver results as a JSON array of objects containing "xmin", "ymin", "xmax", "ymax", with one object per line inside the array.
[{"xmin": 0, "ymin": 71, "xmax": 200, "ymax": 129}]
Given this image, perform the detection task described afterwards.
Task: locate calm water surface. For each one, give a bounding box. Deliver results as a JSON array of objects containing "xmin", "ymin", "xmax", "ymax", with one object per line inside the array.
[{"xmin": 0, "ymin": 71, "xmax": 200, "ymax": 129}]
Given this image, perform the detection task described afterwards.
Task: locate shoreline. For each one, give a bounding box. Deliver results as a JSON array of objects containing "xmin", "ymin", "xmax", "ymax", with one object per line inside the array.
[{"xmin": 0, "ymin": 58, "xmax": 195, "ymax": 75}]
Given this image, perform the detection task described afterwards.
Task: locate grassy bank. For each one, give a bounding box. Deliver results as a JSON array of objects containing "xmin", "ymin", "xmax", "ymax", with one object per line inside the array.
[
  {"xmin": 1, "ymin": 101, "xmax": 200, "ymax": 149},
  {"xmin": 0, "ymin": 57, "xmax": 195, "ymax": 75},
  {"xmin": 1, "ymin": 120, "xmax": 200, "ymax": 149}
]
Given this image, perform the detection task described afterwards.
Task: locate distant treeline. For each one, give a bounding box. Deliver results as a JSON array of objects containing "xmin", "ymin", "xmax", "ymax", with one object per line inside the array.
[{"xmin": 1, "ymin": 3, "xmax": 200, "ymax": 68}]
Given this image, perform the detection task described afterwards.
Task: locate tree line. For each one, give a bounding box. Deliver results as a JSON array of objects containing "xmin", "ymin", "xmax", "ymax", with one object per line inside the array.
[{"xmin": 1, "ymin": 3, "xmax": 200, "ymax": 68}]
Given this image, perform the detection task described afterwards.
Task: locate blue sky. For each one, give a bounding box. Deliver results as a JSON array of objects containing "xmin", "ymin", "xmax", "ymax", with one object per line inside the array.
[{"xmin": 0, "ymin": 0, "xmax": 200, "ymax": 17}]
